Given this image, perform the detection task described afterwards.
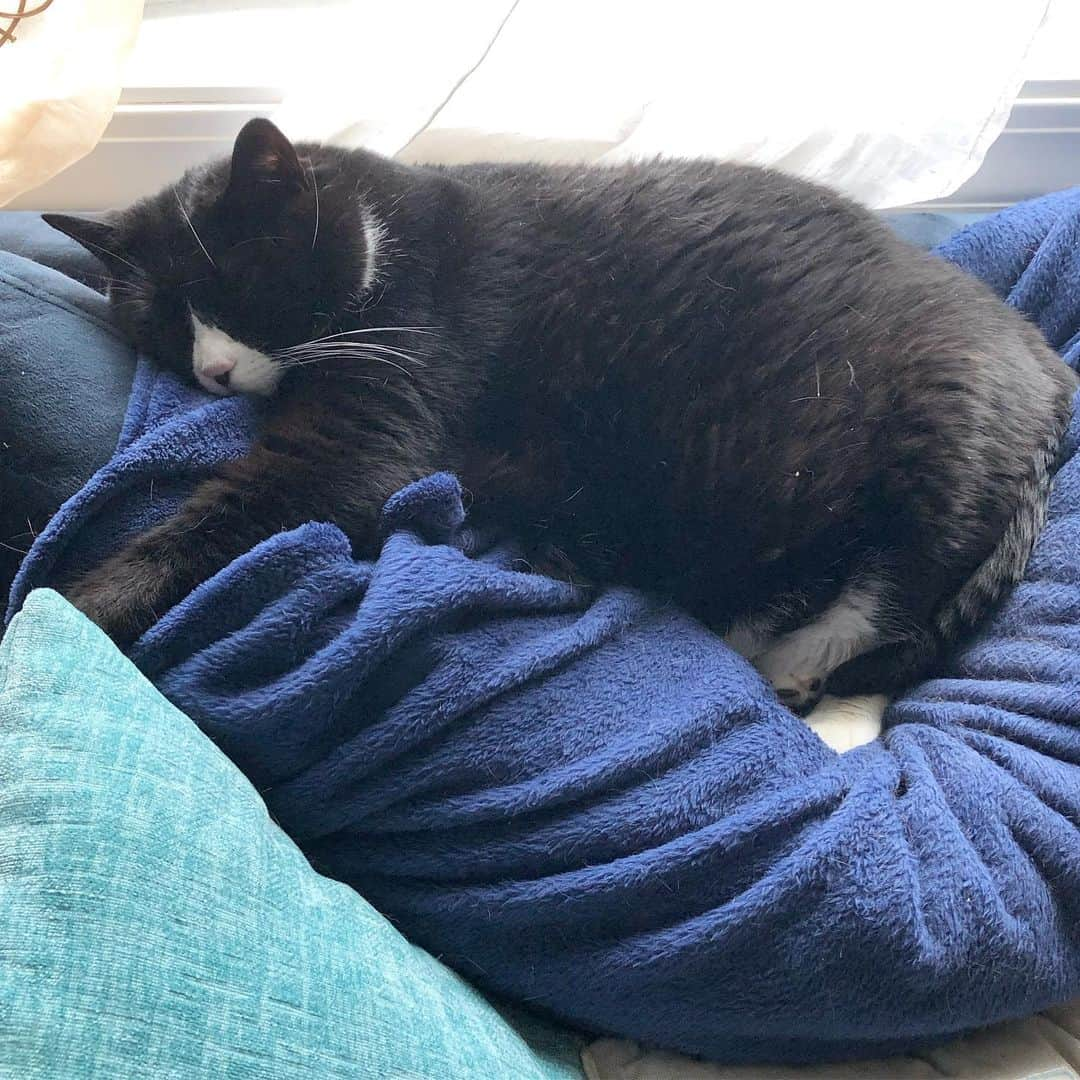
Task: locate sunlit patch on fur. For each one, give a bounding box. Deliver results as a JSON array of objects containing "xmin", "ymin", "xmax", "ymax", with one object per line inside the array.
[{"xmin": 360, "ymin": 208, "xmax": 387, "ymax": 294}]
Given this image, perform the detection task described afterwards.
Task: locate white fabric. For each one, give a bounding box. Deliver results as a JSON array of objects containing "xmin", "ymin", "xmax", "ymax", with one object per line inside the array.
[
  {"xmin": 0, "ymin": 0, "xmax": 144, "ymax": 207},
  {"xmin": 583, "ymin": 1000, "xmax": 1080, "ymax": 1079},
  {"xmin": 275, "ymin": 0, "xmax": 1052, "ymax": 209}
]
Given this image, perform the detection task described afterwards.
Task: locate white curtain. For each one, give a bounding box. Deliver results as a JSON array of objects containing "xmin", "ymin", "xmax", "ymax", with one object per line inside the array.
[
  {"xmin": 0, "ymin": 0, "xmax": 1055, "ymax": 210},
  {"xmin": 274, "ymin": 0, "xmax": 1051, "ymax": 209},
  {"xmin": 0, "ymin": 0, "xmax": 144, "ymax": 207}
]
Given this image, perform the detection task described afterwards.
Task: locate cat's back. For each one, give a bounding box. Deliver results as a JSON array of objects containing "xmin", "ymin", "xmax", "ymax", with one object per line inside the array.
[
  {"xmin": 443, "ymin": 156, "xmax": 892, "ymax": 275},
  {"xmin": 440, "ymin": 155, "xmax": 1074, "ymax": 571},
  {"xmin": 442, "ymin": 155, "xmax": 1072, "ymax": 426},
  {"xmin": 439, "ymin": 155, "xmax": 950, "ymax": 376}
]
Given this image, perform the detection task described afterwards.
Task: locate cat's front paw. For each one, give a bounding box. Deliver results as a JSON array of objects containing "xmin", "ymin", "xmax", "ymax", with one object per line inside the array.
[
  {"xmin": 767, "ymin": 675, "xmax": 823, "ymax": 713},
  {"xmin": 754, "ymin": 641, "xmax": 826, "ymax": 713}
]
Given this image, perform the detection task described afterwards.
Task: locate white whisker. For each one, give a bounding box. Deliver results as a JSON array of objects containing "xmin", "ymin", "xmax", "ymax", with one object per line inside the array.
[
  {"xmin": 174, "ymin": 188, "xmax": 216, "ymax": 269},
  {"xmin": 309, "ymin": 161, "xmax": 320, "ymax": 251},
  {"xmin": 345, "ymin": 343, "xmax": 427, "ymax": 367},
  {"xmin": 229, "ymin": 235, "xmax": 290, "ymax": 250},
  {"xmin": 279, "ymin": 341, "xmax": 426, "ymax": 367},
  {"xmin": 278, "ymin": 350, "xmax": 414, "ymax": 378},
  {"xmin": 278, "ymin": 326, "xmax": 437, "ymax": 352},
  {"xmin": 81, "ymin": 242, "xmax": 144, "ymax": 276},
  {"xmin": 98, "ymin": 274, "xmax": 140, "ymax": 290}
]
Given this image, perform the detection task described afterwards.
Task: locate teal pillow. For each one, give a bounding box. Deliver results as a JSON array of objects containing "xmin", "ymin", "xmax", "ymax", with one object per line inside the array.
[{"xmin": 0, "ymin": 589, "xmax": 583, "ymax": 1080}]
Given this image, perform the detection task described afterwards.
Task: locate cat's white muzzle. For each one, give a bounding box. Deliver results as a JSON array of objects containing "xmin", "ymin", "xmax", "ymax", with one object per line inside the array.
[{"xmin": 191, "ymin": 312, "xmax": 282, "ymax": 397}]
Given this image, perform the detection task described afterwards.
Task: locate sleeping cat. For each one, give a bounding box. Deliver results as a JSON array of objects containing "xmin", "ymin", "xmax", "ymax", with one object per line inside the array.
[{"xmin": 45, "ymin": 118, "xmax": 1076, "ymax": 710}]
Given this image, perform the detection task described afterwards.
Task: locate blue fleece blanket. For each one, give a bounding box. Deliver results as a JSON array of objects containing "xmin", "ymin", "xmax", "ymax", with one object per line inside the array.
[{"xmin": 7, "ymin": 193, "xmax": 1080, "ymax": 1065}]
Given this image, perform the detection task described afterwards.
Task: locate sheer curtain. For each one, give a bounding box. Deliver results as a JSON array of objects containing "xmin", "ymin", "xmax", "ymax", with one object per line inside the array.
[
  {"xmin": 0, "ymin": 0, "xmax": 144, "ymax": 207},
  {"xmin": 274, "ymin": 0, "xmax": 1052, "ymax": 208}
]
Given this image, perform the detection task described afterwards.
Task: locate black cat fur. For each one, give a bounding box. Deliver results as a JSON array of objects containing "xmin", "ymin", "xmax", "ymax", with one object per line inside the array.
[{"xmin": 44, "ymin": 119, "xmax": 1077, "ymax": 707}]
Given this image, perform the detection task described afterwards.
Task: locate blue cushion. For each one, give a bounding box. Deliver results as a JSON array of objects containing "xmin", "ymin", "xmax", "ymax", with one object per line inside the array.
[
  {"xmin": 0, "ymin": 589, "xmax": 583, "ymax": 1080},
  {"xmin": 0, "ymin": 250, "xmax": 133, "ymax": 595},
  {"xmin": 0, "ymin": 209, "xmax": 108, "ymax": 285}
]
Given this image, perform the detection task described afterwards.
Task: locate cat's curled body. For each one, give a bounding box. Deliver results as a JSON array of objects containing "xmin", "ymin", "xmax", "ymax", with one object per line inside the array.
[{"xmin": 47, "ymin": 120, "xmax": 1076, "ymax": 708}]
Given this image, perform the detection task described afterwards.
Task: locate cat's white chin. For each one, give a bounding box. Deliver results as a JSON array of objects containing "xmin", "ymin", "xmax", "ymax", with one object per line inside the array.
[{"xmin": 194, "ymin": 367, "xmax": 279, "ymax": 397}]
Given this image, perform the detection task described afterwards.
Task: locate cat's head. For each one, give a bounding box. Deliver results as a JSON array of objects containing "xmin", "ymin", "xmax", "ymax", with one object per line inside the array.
[{"xmin": 44, "ymin": 119, "xmax": 378, "ymax": 397}]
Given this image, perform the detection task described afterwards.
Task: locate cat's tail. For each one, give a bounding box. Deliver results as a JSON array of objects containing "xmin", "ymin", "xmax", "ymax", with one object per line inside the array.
[
  {"xmin": 830, "ymin": 434, "xmax": 1063, "ymax": 696},
  {"xmin": 926, "ymin": 436, "xmax": 1058, "ymax": 653}
]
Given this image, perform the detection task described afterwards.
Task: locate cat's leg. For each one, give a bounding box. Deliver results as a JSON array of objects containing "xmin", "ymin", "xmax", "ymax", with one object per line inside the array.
[
  {"xmin": 753, "ymin": 577, "xmax": 895, "ymax": 711},
  {"xmin": 65, "ymin": 434, "xmax": 429, "ymax": 647},
  {"xmin": 722, "ymin": 610, "xmax": 780, "ymax": 661},
  {"xmin": 63, "ymin": 463, "xmax": 350, "ymax": 647}
]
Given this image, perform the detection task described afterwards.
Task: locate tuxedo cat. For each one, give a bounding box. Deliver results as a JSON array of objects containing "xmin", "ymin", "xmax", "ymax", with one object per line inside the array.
[{"xmin": 45, "ymin": 119, "xmax": 1076, "ymax": 710}]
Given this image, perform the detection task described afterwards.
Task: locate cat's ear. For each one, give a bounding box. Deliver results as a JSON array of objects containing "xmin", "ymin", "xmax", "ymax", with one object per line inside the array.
[
  {"xmin": 226, "ymin": 118, "xmax": 310, "ymax": 198},
  {"xmin": 41, "ymin": 214, "xmax": 126, "ymax": 266}
]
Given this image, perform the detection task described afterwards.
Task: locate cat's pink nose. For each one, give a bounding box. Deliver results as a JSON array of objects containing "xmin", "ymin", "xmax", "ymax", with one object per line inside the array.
[
  {"xmin": 198, "ymin": 355, "xmax": 235, "ymax": 379},
  {"xmin": 194, "ymin": 353, "xmax": 238, "ymax": 395}
]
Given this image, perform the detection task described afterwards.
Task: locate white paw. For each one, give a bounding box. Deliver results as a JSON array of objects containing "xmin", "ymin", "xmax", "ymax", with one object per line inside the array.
[
  {"xmin": 806, "ymin": 694, "xmax": 888, "ymax": 751},
  {"xmin": 752, "ymin": 581, "xmax": 886, "ymax": 711},
  {"xmin": 754, "ymin": 641, "xmax": 826, "ymax": 710}
]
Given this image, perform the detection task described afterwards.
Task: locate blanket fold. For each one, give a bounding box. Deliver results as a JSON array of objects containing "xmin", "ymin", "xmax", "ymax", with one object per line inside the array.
[{"xmin": 7, "ymin": 193, "xmax": 1080, "ymax": 1064}]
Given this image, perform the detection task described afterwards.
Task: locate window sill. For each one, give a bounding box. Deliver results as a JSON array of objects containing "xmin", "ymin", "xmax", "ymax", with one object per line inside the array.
[{"xmin": 10, "ymin": 79, "xmax": 1080, "ymax": 213}]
